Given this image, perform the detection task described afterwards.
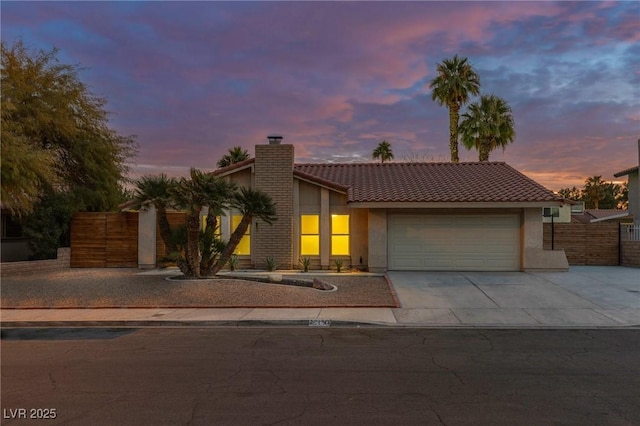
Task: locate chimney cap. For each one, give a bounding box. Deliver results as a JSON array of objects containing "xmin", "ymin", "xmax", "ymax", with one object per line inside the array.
[{"xmin": 267, "ymin": 135, "xmax": 283, "ymax": 145}]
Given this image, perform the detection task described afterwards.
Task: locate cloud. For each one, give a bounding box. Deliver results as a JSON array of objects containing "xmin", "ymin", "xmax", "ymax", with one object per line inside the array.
[{"xmin": 1, "ymin": 1, "xmax": 637, "ymax": 190}]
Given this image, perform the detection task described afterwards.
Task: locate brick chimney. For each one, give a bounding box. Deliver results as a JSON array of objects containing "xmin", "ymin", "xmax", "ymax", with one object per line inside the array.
[{"xmin": 253, "ymin": 136, "xmax": 294, "ymax": 269}]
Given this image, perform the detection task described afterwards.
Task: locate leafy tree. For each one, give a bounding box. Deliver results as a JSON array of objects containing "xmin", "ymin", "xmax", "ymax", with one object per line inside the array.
[
  {"xmin": 600, "ymin": 182, "xmax": 623, "ymax": 210},
  {"xmin": 558, "ymin": 181, "xmax": 628, "ymax": 210},
  {"xmin": 22, "ymin": 191, "xmax": 80, "ymax": 259},
  {"xmin": 211, "ymin": 187, "xmax": 277, "ymax": 275},
  {"xmin": 617, "ymin": 181, "xmax": 629, "ymax": 210},
  {"xmin": 1, "ymin": 40, "xmax": 136, "ymax": 216},
  {"xmin": 2, "ymin": 40, "xmax": 136, "ymax": 259},
  {"xmin": 372, "ymin": 140, "xmax": 394, "ymax": 163},
  {"xmin": 430, "ymin": 54, "xmax": 481, "ymax": 163},
  {"xmin": 583, "ymin": 176, "xmax": 606, "ymax": 209},
  {"xmin": 459, "ymin": 94, "xmax": 515, "ymax": 161},
  {"xmin": 217, "ymin": 146, "xmax": 250, "ymax": 168},
  {"xmin": 557, "ymin": 187, "xmax": 583, "ymax": 201}
]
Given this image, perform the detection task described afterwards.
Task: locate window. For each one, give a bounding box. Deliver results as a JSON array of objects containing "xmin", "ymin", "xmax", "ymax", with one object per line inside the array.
[
  {"xmin": 300, "ymin": 215, "xmax": 319, "ymax": 255},
  {"xmin": 543, "ymin": 207, "xmax": 560, "ymax": 218},
  {"xmin": 331, "ymin": 214, "xmax": 350, "ymax": 255},
  {"xmin": 232, "ymin": 215, "xmax": 250, "ymax": 255}
]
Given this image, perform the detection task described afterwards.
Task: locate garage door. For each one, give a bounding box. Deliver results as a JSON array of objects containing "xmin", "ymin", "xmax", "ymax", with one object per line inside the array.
[{"xmin": 388, "ymin": 214, "xmax": 520, "ymax": 271}]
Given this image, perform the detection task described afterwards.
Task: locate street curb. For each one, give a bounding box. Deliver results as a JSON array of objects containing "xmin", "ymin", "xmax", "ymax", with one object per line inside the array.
[{"xmin": 2, "ymin": 321, "xmax": 638, "ymax": 330}]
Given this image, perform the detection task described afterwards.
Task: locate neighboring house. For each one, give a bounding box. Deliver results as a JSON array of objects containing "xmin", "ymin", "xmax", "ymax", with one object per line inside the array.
[
  {"xmin": 571, "ymin": 209, "xmax": 632, "ymax": 224},
  {"xmin": 542, "ymin": 199, "xmax": 581, "ymax": 224},
  {"xmin": 613, "ymin": 140, "xmax": 639, "ymax": 226},
  {"xmin": 136, "ymin": 138, "xmax": 567, "ymax": 272}
]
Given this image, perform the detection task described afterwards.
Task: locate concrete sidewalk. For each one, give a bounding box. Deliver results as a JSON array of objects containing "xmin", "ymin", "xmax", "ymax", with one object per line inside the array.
[{"xmin": 1, "ymin": 266, "xmax": 638, "ymax": 328}]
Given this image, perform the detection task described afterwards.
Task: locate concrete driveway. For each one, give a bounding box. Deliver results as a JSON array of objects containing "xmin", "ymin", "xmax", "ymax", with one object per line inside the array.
[{"xmin": 388, "ymin": 266, "xmax": 640, "ymax": 327}]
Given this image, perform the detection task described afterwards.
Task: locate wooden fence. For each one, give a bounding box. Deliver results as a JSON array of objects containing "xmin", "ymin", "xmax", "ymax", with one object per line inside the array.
[
  {"xmin": 71, "ymin": 212, "xmax": 138, "ymax": 267},
  {"xmin": 543, "ymin": 222, "xmax": 619, "ymax": 266}
]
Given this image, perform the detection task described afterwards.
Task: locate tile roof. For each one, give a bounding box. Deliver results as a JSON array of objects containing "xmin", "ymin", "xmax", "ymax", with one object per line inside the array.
[
  {"xmin": 294, "ymin": 162, "xmax": 560, "ymax": 204},
  {"xmin": 613, "ymin": 166, "xmax": 639, "ymax": 177},
  {"xmin": 211, "ymin": 158, "xmax": 255, "ymax": 176}
]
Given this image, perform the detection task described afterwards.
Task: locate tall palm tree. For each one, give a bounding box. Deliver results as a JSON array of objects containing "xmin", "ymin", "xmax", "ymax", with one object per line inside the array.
[
  {"xmin": 430, "ymin": 55, "xmax": 481, "ymax": 163},
  {"xmin": 372, "ymin": 140, "xmax": 394, "ymax": 163},
  {"xmin": 583, "ymin": 176, "xmax": 606, "ymax": 209},
  {"xmin": 211, "ymin": 187, "xmax": 277, "ymax": 275},
  {"xmin": 171, "ymin": 168, "xmax": 237, "ymax": 277},
  {"xmin": 459, "ymin": 94, "xmax": 515, "ymax": 161},
  {"xmin": 132, "ymin": 174, "xmax": 178, "ymax": 257},
  {"xmin": 217, "ymin": 146, "xmax": 250, "ymax": 168}
]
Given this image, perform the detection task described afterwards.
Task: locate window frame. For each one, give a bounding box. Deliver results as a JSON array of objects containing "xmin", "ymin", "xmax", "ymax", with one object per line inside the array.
[
  {"xmin": 300, "ymin": 214, "xmax": 320, "ymax": 256},
  {"xmin": 330, "ymin": 214, "xmax": 350, "ymax": 256}
]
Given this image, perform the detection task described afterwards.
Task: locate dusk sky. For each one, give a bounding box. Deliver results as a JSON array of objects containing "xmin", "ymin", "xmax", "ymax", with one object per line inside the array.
[{"xmin": 2, "ymin": 1, "xmax": 638, "ymax": 190}]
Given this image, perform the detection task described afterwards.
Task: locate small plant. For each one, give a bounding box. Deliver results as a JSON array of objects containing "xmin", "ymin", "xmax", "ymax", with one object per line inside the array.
[
  {"xmin": 333, "ymin": 258, "xmax": 344, "ymax": 273},
  {"xmin": 299, "ymin": 256, "xmax": 311, "ymax": 272},
  {"xmin": 227, "ymin": 255, "xmax": 238, "ymax": 271},
  {"xmin": 266, "ymin": 257, "xmax": 277, "ymax": 272}
]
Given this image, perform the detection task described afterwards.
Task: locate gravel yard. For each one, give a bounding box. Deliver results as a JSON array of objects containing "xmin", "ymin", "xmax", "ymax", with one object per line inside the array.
[{"xmin": 1, "ymin": 269, "xmax": 398, "ymax": 308}]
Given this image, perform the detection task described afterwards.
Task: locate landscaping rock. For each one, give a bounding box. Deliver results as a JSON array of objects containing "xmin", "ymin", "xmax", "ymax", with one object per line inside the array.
[{"xmin": 312, "ymin": 278, "xmax": 333, "ymax": 291}]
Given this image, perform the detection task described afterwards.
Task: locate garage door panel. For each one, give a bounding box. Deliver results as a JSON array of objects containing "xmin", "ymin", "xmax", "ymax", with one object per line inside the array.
[{"xmin": 388, "ymin": 214, "xmax": 520, "ymax": 271}]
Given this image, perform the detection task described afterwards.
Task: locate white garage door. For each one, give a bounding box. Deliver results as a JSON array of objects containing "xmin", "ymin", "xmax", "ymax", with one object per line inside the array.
[{"xmin": 388, "ymin": 214, "xmax": 520, "ymax": 271}]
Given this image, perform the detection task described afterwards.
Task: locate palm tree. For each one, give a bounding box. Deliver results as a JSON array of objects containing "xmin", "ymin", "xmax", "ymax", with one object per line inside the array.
[
  {"xmin": 583, "ymin": 176, "xmax": 606, "ymax": 209},
  {"xmin": 372, "ymin": 140, "xmax": 394, "ymax": 163},
  {"xmin": 217, "ymin": 146, "xmax": 250, "ymax": 168},
  {"xmin": 132, "ymin": 174, "xmax": 178, "ymax": 257},
  {"xmin": 459, "ymin": 94, "xmax": 515, "ymax": 161},
  {"xmin": 171, "ymin": 168, "xmax": 237, "ymax": 278},
  {"xmin": 430, "ymin": 55, "xmax": 481, "ymax": 163},
  {"xmin": 211, "ymin": 187, "xmax": 277, "ymax": 275}
]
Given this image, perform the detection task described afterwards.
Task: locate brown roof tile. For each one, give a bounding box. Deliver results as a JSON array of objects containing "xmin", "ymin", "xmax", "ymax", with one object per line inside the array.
[{"xmin": 294, "ymin": 162, "xmax": 560, "ymax": 204}]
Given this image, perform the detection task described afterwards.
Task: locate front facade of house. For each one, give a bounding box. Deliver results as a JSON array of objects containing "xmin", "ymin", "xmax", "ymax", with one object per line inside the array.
[{"xmin": 137, "ymin": 140, "xmax": 568, "ymax": 272}]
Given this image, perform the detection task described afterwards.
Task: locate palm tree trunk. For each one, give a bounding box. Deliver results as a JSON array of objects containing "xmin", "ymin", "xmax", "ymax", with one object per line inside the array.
[
  {"xmin": 184, "ymin": 211, "xmax": 201, "ymax": 278},
  {"xmin": 200, "ymin": 214, "xmax": 219, "ymax": 276},
  {"xmin": 157, "ymin": 207, "xmax": 177, "ymax": 257},
  {"xmin": 211, "ymin": 215, "xmax": 252, "ymax": 276},
  {"xmin": 448, "ymin": 102, "xmax": 460, "ymax": 163},
  {"xmin": 479, "ymin": 141, "xmax": 490, "ymax": 162}
]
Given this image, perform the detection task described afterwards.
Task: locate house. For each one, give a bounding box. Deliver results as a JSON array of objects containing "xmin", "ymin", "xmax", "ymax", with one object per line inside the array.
[
  {"xmin": 542, "ymin": 199, "xmax": 580, "ymax": 224},
  {"xmin": 136, "ymin": 137, "xmax": 568, "ymax": 272},
  {"xmin": 571, "ymin": 209, "xmax": 632, "ymax": 224},
  {"xmin": 613, "ymin": 139, "xmax": 640, "ymax": 226}
]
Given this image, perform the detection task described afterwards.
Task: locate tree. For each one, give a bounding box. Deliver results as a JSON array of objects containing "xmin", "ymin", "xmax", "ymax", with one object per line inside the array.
[
  {"xmin": 430, "ymin": 54, "xmax": 481, "ymax": 163},
  {"xmin": 135, "ymin": 168, "xmax": 275, "ymax": 278},
  {"xmin": 459, "ymin": 94, "xmax": 515, "ymax": 161},
  {"xmin": 372, "ymin": 140, "xmax": 394, "ymax": 163},
  {"xmin": 617, "ymin": 181, "xmax": 629, "ymax": 210},
  {"xmin": 217, "ymin": 146, "xmax": 250, "ymax": 168},
  {"xmin": 600, "ymin": 182, "xmax": 623, "ymax": 210},
  {"xmin": 170, "ymin": 169, "xmax": 237, "ymax": 278},
  {"xmin": 211, "ymin": 187, "xmax": 277, "ymax": 275},
  {"xmin": 1, "ymin": 40, "xmax": 136, "ymax": 216},
  {"xmin": 583, "ymin": 176, "xmax": 606, "ymax": 209},
  {"xmin": 132, "ymin": 174, "xmax": 178, "ymax": 257},
  {"xmin": 557, "ymin": 187, "xmax": 583, "ymax": 202}
]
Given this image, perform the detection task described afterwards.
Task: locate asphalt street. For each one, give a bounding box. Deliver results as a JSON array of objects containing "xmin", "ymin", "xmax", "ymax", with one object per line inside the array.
[{"xmin": 1, "ymin": 327, "xmax": 639, "ymax": 425}]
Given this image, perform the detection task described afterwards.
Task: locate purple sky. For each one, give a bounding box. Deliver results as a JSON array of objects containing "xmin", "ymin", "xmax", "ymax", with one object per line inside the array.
[{"xmin": 2, "ymin": 1, "xmax": 638, "ymax": 190}]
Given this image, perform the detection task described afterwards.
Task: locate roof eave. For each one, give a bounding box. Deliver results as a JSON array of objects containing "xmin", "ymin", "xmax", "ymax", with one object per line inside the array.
[
  {"xmin": 347, "ymin": 201, "xmax": 563, "ymax": 209},
  {"xmin": 613, "ymin": 166, "xmax": 639, "ymax": 177},
  {"xmin": 211, "ymin": 158, "xmax": 256, "ymax": 177}
]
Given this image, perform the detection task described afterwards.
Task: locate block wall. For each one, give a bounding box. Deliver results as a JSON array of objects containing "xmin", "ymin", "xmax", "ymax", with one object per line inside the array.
[{"xmin": 253, "ymin": 144, "xmax": 295, "ymax": 269}]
